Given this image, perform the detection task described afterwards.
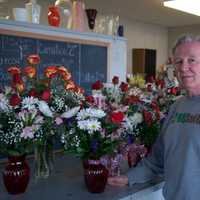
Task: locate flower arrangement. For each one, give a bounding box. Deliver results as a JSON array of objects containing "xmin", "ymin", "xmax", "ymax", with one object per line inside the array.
[
  {"xmin": 61, "ymin": 106, "xmax": 125, "ymax": 160},
  {"xmin": 0, "ymin": 54, "xmax": 84, "ymax": 157}
]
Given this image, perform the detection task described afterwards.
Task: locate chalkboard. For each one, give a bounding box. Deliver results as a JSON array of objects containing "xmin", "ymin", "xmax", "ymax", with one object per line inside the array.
[{"xmin": 0, "ymin": 34, "xmax": 107, "ymax": 94}]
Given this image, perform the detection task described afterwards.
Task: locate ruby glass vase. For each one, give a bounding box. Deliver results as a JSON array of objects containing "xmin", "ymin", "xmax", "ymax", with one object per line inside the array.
[
  {"xmin": 83, "ymin": 159, "xmax": 108, "ymax": 193},
  {"xmin": 3, "ymin": 155, "xmax": 30, "ymax": 194},
  {"xmin": 48, "ymin": 5, "xmax": 60, "ymax": 27}
]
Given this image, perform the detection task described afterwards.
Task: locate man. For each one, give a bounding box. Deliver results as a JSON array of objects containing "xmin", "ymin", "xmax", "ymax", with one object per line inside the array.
[{"xmin": 108, "ymin": 35, "xmax": 200, "ymax": 200}]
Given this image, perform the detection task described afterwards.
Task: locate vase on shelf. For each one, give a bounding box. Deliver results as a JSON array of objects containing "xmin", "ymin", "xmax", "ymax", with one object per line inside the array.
[
  {"xmin": 55, "ymin": 0, "xmax": 73, "ymax": 29},
  {"xmin": 83, "ymin": 159, "xmax": 108, "ymax": 193},
  {"xmin": 3, "ymin": 155, "xmax": 30, "ymax": 195},
  {"xmin": 85, "ymin": 9, "xmax": 97, "ymax": 30},
  {"xmin": 71, "ymin": 0, "xmax": 86, "ymax": 31},
  {"xmin": 48, "ymin": 5, "xmax": 60, "ymax": 27},
  {"xmin": 34, "ymin": 139, "xmax": 54, "ymax": 179}
]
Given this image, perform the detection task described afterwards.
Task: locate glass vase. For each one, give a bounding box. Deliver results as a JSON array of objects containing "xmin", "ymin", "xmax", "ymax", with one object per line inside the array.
[
  {"xmin": 34, "ymin": 140, "xmax": 54, "ymax": 179},
  {"xmin": 48, "ymin": 5, "xmax": 60, "ymax": 27},
  {"xmin": 85, "ymin": 9, "xmax": 97, "ymax": 30},
  {"xmin": 3, "ymin": 155, "xmax": 30, "ymax": 194},
  {"xmin": 83, "ymin": 159, "xmax": 108, "ymax": 193}
]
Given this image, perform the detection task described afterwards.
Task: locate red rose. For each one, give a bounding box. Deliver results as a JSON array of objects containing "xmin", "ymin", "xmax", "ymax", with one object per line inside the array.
[
  {"xmin": 9, "ymin": 94, "xmax": 21, "ymax": 107},
  {"xmin": 24, "ymin": 66, "xmax": 36, "ymax": 78},
  {"xmin": 44, "ymin": 66, "xmax": 58, "ymax": 78},
  {"xmin": 112, "ymin": 76, "xmax": 119, "ymax": 85},
  {"xmin": 110, "ymin": 111, "xmax": 124, "ymax": 124},
  {"xmin": 146, "ymin": 75, "xmax": 155, "ymax": 83},
  {"xmin": 12, "ymin": 74, "xmax": 22, "ymax": 84},
  {"xmin": 120, "ymin": 82, "xmax": 128, "ymax": 92},
  {"xmin": 170, "ymin": 87, "xmax": 178, "ymax": 95},
  {"xmin": 41, "ymin": 89, "xmax": 51, "ymax": 101},
  {"xmin": 151, "ymin": 101, "xmax": 160, "ymax": 112},
  {"xmin": 28, "ymin": 88, "xmax": 38, "ymax": 97},
  {"xmin": 8, "ymin": 66, "xmax": 21, "ymax": 75},
  {"xmin": 92, "ymin": 80, "xmax": 103, "ymax": 90},
  {"xmin": 147, "ymin": 83, "xmax": 152, "ymax": 92},
  {"xmin": 86, "ymin": 95, "xmax": 95, "ymax": 104},
  {"xmin": 143, "ymin": 110, "xmax": 153, "ymax": 125},
  {"xmin": 74, "ymin": 86, "xmax": 84, "ymax": 94},
  {"xmin": 156, "ymin": 79, "xmax": 165, "ymax": 89},
  {"xmin": 125, "ymin": 95, "xmax": 140, "ymax": 105},
  {"xmin": 27, "ymin": 54, "xmax": 40, "ymax": 65}
]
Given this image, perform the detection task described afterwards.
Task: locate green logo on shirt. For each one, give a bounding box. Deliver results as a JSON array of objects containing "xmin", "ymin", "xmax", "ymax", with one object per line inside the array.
[{"xmin": 172, "ymin": 113, "xmax": 200, "ymax": 124}]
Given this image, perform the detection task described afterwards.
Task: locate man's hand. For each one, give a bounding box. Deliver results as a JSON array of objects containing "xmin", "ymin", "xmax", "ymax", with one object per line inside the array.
[{"xmin": 107, "ymin": 175, "xmax": 128, "ymax": 186}]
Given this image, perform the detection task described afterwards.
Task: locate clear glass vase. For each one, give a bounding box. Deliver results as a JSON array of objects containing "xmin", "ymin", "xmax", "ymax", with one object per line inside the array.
[{"xmin": 34, "ymin": 139, "xmax": 54, "ymax": 179}]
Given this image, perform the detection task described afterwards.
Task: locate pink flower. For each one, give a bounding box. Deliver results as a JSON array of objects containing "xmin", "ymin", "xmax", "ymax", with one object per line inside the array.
[
  {"xmin": 55, "ymin": 117, "xmax": 63, "ymax": 125},
  {"xmin": 20, "ymin": 126, "xmax": 34, "ymax": 139}
]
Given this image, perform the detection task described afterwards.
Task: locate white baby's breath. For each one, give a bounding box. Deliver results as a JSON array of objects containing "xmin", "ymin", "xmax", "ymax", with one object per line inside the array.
[{"xmin": 76, "ymin": 108, "xmax": 106, "ymax": 120}]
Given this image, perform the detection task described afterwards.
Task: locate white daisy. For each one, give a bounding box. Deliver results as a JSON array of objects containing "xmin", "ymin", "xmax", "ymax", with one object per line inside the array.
[{"xmin": 22, "ymin": 97, "xmax": 39, "ymax": 110}]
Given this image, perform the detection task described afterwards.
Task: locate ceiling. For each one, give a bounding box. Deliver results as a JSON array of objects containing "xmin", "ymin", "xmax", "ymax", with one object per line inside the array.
[{"xmin": 85, "ymin": 0, "xmax": 200, "ymax": 27}]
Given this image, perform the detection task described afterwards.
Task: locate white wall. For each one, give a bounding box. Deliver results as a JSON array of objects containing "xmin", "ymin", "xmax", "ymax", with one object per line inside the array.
[
  {"xmin": 84, "ymin": 0, "xmax": 169, "ymax": 74},
  {"xmin": 168, "ymin": 25, "xmax": 200, "ymax": 56},
  {"xmin": 120, "ymin": 17, "xmax": 168, "ymax": 73}
]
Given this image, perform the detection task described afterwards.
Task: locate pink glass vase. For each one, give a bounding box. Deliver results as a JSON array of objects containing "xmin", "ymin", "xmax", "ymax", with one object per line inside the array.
[
  {"xmin": 83, "ymin": 159, "xmax": 108, "ymax": 193},
  {"xmin": 3, "ymin": 155, "xmax": 30, "ymax": 194}
]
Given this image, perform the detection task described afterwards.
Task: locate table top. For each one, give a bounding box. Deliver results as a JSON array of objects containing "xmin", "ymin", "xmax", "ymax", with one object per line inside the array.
[{"xmin": 0, "ymin": 154, "xmax": 163, "ymax": 200}]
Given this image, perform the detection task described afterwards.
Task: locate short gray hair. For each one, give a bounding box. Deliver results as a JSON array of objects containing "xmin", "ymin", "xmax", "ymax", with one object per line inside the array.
[{"xmin": 172, "ymin": 34, "xmax": 200, "ymax": 55}]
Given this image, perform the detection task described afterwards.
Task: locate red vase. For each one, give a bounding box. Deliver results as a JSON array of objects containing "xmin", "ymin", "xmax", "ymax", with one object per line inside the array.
[
  {"xmin": 48, "ymin": 5, "xmax": 60, "ymax": 27},
  {"xmin": 83, "ymin": 159, "xmax": 108, "ymax": 193},
  {"xmin": 3, "ymin": 155, "xmax": 30, "ymax": 195}
]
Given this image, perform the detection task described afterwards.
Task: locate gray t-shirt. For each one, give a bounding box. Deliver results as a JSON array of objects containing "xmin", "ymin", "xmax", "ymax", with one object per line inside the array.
[{"xmin": 127, "ymin": 95, "xmax": 200, "ymax": 200}]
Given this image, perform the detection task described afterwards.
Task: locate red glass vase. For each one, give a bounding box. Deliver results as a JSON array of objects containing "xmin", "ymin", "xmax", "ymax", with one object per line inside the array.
[
  {"xmin": 83, "ymin": 159, "xmax": 108, "ymax": 193},
  {"xmin": 48, "ymin": 5, "xmax": 60, "ymax": 27},
  {"xmin": 3, "ymin": 155, "xmax": 30, "ymax": 195}
]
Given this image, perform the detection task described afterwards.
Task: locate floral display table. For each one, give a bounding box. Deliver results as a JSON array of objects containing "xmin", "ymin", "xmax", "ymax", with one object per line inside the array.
[{"xmin": 0, "ymin": 154, "xmax": 164, "ymax": 200}]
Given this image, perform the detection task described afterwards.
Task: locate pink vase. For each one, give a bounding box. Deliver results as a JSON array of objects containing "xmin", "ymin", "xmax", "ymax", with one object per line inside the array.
[{"xmin": 72, "ymin": 0, "xmax": 86, "ymax": 31}]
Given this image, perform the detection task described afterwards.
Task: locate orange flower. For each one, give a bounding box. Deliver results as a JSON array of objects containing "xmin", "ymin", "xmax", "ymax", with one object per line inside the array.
[
  {"xmin": 74, "ymin": 86, "xmax": 84, "ymax": 94},
  {"xmin": 65, "ymin": 80, "xmax": 76, "ymax": 90},
  {"xmin": 16, "ymin": 82, "xmax": 25, "ymax": 93},
  {"xmin": 44, "ymin": 66, "xmax": 58, "ymax": 78},
  {"xmin": 27, "ymin": 54, "xmax": 40, "ymax": 65},
  {"xmin": 24, "ymin": 66, "xmax": 36, "ymax": 78},
  {"xmin": 58, "ymin": 66, "xmax": 71, "ymax": 81},
  {"xmin": 8, "ymin": 66, "xmax": 21, "ymax": 75}
]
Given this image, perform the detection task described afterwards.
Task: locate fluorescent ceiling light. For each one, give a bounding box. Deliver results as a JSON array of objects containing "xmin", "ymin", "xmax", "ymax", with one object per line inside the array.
[{"xmin": 164, "ymin": 0, "xmax": 200, "ymax": 16}]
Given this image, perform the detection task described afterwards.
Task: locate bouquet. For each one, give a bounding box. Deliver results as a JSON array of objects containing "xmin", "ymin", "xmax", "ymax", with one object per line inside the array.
[
  {"xmin": 61, "ymin": 106, "xmax": 125, "ymax": 160},
  {"xmin": 0, "ymin": 54, "xmax": 84, "ymax": 158}
]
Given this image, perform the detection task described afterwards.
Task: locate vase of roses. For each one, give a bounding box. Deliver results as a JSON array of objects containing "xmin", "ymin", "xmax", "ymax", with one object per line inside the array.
[
  {"xmin": 61, "ymin": 105, "xmax": 124, "ymax": 193},
  {"xmin": 0, "ymin": 86, "xmax": 42, "ymax": 194},
  {"xmin": 1, "ymin": 54, "xmax": 84, "ymax": 181}
]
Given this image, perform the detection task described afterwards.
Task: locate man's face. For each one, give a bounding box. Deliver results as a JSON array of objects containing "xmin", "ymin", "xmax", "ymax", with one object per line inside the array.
[{"xmin": 174, "ymin": 42, "xmax": 200, "ymax": 93}]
